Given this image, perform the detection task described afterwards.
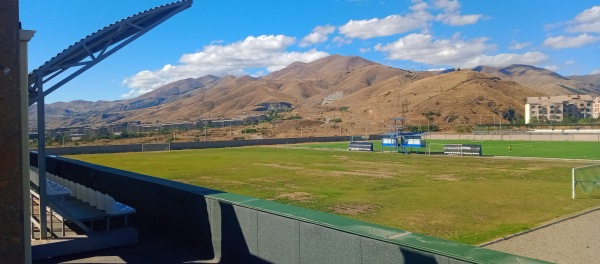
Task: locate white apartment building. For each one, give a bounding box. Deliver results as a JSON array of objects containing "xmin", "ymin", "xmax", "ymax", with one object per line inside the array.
[
  {"xmin": 593, "ymin": 97, "xmax": 600, "ymax": 119},
  {"xmin": 525, "ymin": 95, "xmax": 594, "ymax": 124}
]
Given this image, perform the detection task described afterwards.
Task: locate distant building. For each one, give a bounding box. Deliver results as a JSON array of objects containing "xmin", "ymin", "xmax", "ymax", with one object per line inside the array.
[
  {"xmin": 594, "ymin": 97, "xmax": 600, "ymax": 119},
  {"xmin": 525, "ymin": 95, "xmax": 594, "ymax": 124},
  {"xmin": 254, "ymin": 102, "xmax": 292, "ymax": 112}
]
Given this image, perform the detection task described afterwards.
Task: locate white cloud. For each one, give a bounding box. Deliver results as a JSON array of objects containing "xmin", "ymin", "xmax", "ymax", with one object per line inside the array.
[
  {"xmin": 568, "ymin": 6, "xmax": 600, "ymax": 33},
  {"xmin": 434, "ymin": 0, "xmax": 482, "ymax": 26},
  {"xmin": 543, "ymin": 33, "xmax": 600, "ymax": 49},
  {"xmin": 375, "ymin": 33, "xmax": 547, "ymax": 68},
  {"xmin": 410, "ymin": 0, "xmax": 429, "ymax": 12},
  {"xmin": 509, "ymin": 41, "xmax": 532, "ymax": 50},
  {"xmin": 592, "ymin": 69, "xmax": 600, "ymax": 75},
  {"xmin": 374, "ymin": 33, "xmax": 489, "ymax": 66},
  {"xmin": 433, "ymin": 0, "xmax": 460, "ymax": 13},
  {"xmin": 122, "ymin": 35, "xmax": 329, "ymax": 98},
  {"xmin": 300, "ymin": 25, "xmax": 336, "ymax": 47},
  {"xmin": 544, "ymin": 65, "xmax": 559, "ymax": 72},
  {"xmin": 574, "ymin": 6, "xmax": 600, "ymax": 23},
  {"xmin": 359, "ymin": 47, "xmax": 371, "ymax": 53},
  {"xmin": 339, "ymin": 14, "xmax": 429, "ymax": 39},
  {"xmin": 426, "ymin": 67, "xmax": 448, "ymax": 71},
  {"xmin": 565, "ymin": 60, "xmax": 575, "ymax": 65},
  {"xmin": 339, "ymin": 0, "xmax": 481, "ymax": 40},
  {"xmin": 463, "ymin": 52, "xmax": 548, "ymax": 68},
  {"xmin": 439, "ymin": 14, "xmax": 482, "ymax": 26},
  {"xmin": 332, "ymin": 36, "xmax": 352, "ymax": 46}
]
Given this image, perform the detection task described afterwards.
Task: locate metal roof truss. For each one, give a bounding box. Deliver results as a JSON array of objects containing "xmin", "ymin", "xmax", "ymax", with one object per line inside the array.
[{"xmin": 28, "ymin": 0, "xmax": 193, "ymax": 106}]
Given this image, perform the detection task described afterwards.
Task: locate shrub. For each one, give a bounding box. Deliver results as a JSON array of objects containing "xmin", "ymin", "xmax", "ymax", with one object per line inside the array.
[{"xmin": 242, "ymin": 128, "xmax": 258, "ymax": 134}]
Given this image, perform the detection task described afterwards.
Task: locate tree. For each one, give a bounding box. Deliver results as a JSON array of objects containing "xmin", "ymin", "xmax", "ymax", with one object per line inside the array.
[
  {"xmin": 422, "ymin": 111, "xmax": 440, "ymax": 121},
  {"xmin": 502, "ymin": 108, "xmax": 516, "ymax": 123}
]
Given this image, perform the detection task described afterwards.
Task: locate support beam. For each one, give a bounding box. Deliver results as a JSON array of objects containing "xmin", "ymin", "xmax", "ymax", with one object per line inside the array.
[
  {"xmin": 27, "ymin": 0, "xmax": 194, "ymax": 106},
  {"xmin": 20, "ymin": 29, "xmax": 35, "ymax": 262},
  {"xmin": 36, "ymin": 75, "xmax": 48, "ymax": 239},
  {"xmin": 0, "ymin": 0, "xmax": 29, "ymax": 262}
]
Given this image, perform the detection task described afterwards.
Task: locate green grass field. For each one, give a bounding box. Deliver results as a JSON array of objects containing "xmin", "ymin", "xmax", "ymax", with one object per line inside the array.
[{"xmin": 67, "ymin": 140, "xmax": 600, "ymax": 245}]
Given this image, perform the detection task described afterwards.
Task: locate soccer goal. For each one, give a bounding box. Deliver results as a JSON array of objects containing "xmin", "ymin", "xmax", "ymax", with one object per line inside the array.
[
  {"xmin": 425, "ymin": 143, "xmax": 445, "ymax": 155},
  {"xmin": 572, "ymin": 164, "xmax": 600, "ymax": 199},
  {"xmin": 142, "ymin": 143, "xmax": 171, "ymax": 152}
]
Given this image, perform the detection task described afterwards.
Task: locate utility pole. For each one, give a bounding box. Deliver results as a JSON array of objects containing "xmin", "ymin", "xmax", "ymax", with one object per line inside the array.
[
  {"xmin": 205, "ymin": 121, "xmax": 208, "ymax": 142},
  {"xmin": 0, "ymin": 0, "xmax": 30, "ymax": 261}
]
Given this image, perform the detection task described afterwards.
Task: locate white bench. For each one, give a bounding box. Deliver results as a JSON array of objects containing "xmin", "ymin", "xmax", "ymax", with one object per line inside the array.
[{"xmin": 30, "ymin": 167, "xmax": 136, "ymax": 234}]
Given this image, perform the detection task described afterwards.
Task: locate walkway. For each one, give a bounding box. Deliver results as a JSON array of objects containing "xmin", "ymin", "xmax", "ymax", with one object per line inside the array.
[{"xmin": 483, "ymin": 208, "xmax": 600, "ymax": 263}]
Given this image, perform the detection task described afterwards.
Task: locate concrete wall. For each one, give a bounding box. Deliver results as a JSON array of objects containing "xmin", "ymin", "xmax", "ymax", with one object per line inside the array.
[
  {"xmin": 44, "ymin": 136, "xmax": 377, "ymax": 156},
  {"xmin": 425, "ymin": 133, "xmax": 600, "ymax": 142},
  {"xmin": 40, "ymin": 133, "xmax": 600, "ymax": 156},
  {"xmin": 32, "ymin": 153, "xmax": 544, "ymax": 263}
]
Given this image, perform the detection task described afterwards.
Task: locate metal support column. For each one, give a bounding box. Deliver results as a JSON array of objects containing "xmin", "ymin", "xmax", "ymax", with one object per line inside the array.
[{"xmin": 36, "ymin": 74, "xmax": 48, "ymax": 239}]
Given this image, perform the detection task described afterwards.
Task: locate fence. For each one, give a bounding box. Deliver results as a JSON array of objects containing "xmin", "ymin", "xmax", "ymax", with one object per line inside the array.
[
  {"xmin": 41, "ymin": 136, "xmax": 381, "ymax": 156},
  {"xmin": 425, "ymin": 133, "xmax": 600, "ymax": 142},
  {"xmin": 37, "ymin": 132, "xmax": 600, "ymax": 157}
]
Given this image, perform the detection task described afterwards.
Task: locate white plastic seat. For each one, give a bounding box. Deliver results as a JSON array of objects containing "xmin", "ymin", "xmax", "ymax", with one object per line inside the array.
[
  {"xmin": 45, "ymin": 179, "xmax": 70, "ymax": 196},
  {"xmin": 88, "ymin": 187, "xmax": 97, "ymax": 207},
  {"xmin": 77, "ymin": 184, "xmax": 86, "ymax": 202},
  {"xmin": 29, "ymin": 168, "xmax": 39, "ymax": 186},
  {"xmin": 96, "ymin": 191, "xmax": 106, "ymax": 211},
  {"xmin": 58, "ymin": 177, "xmax": 66, "ymax": 187},
  {"xmin": 105, "ymin": 194, "xmax": 136, "ymax": 215},
  {"xmin": 67, "ymin": 181, "xmax": 77, "ymax": 197}
]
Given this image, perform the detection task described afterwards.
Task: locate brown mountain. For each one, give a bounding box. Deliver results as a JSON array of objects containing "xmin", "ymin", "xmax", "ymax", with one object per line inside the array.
[
  {"xmin": 569, "ymin": 73, "xmax": 600, "ymax": 87},
  {"xmin": 472, "ymin": 64, "xmax": 600, "ymax": 96},
  {"xmin": 33, "ymin": 55, "xmax": 599, "ymax": 131}
]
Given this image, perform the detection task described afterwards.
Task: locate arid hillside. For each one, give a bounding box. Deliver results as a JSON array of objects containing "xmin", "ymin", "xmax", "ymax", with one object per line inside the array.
[{"xmin": 32, "ymin": 55, "xmax": 599, "ymax": 132}]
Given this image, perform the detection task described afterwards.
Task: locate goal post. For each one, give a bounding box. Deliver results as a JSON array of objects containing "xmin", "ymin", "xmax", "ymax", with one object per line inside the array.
[
  {"xmin": 142, "ymin": 143, "xmax": 171, "ymax": 152},
  {"xmin": 425, "ymin": 143, "xmax": 445, "ymax": 155},
  {"xmin": 572, "ymin": 164, "xmax": 600, "ymax": 199}
]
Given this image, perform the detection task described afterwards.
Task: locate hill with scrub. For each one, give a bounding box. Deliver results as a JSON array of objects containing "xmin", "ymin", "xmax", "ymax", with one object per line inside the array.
[{"xmin": 33, "ymin": 55, "xmax": 600, "ymax": 133}]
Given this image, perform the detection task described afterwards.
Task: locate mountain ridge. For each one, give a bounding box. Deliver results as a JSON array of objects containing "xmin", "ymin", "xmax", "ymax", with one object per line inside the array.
[{"xmin": 32, "ymin": 55, "xmax": 600, "ymax": 130}]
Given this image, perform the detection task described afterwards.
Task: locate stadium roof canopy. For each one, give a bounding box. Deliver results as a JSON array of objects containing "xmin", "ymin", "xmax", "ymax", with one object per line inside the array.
[{"xmin": 28, "ymin": 0, "xmax": 193, "ymax": 106}]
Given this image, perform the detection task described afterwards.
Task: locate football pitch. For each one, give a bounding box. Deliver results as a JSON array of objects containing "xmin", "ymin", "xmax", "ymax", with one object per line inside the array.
[{"xmin": 67, "ymin": 140, "xmax": 600, "ymax": 245}]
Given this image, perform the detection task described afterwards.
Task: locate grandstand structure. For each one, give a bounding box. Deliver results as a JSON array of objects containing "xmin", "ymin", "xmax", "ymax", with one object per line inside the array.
[{"xmin": 21, "ymin": 0, "xmax": 194, "ymax": 258}]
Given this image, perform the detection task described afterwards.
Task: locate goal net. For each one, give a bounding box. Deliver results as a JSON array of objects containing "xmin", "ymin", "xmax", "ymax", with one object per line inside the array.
[
  {"xmin": 425, "ymin": 143, "xmax": 445, "ymax": 155},
  {"xmin": 573, "ymin": 164, "xmax": 600, "ymax": 199},
  {"xmin": 142, "ymin": 143, "xmax": 171, "ymax": 152}
]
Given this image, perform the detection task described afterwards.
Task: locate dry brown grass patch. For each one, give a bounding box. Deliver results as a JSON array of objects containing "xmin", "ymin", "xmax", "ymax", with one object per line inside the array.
[
  {"xmin": 431, "ymin": 174, "xmax": 461, "ymax": 181},
  {"xmin": 330, "ymin": 203, "xmax": 379, "ymax": 215},
  {"xmin": 274, "ymin": 192, "xmax": 316, "ymax": 203}
]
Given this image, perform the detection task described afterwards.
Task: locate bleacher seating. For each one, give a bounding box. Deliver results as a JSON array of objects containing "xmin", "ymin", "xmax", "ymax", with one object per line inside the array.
[{"xmin": 29, "ymin": 166, "xmax": 136, "ymax": 234}]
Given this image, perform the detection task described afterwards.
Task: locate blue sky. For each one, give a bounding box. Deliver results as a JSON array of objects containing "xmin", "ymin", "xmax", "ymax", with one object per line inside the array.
[{"xmin": 20, "ymin": 0, "xmax": 600, "ymax": 103}]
